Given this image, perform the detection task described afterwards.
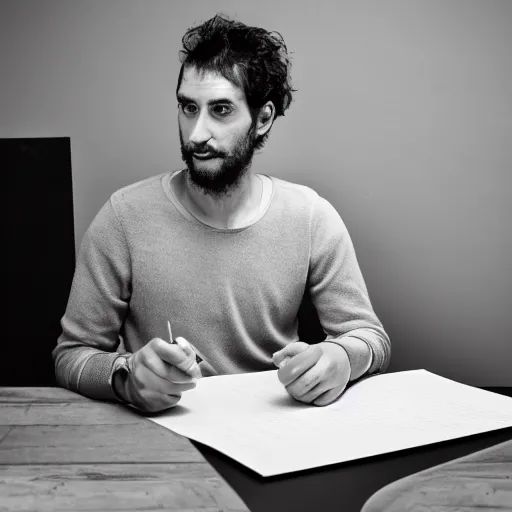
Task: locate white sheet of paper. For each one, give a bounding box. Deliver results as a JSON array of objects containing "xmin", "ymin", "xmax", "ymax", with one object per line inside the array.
[{"xmin": 147, "ymin": 369, "xmax": 512, "ymax": 477}]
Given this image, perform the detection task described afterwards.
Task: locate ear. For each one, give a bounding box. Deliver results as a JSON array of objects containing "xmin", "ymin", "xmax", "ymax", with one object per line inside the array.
[{"xmin": 255, "ymin": 101, "xmax": 275, "ymax": 138}]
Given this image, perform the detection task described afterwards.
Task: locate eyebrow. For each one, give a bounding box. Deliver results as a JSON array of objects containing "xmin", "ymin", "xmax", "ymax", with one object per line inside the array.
[{"xmin": 176, "ymin": 93, "xmax": 235, "ymax": 106}]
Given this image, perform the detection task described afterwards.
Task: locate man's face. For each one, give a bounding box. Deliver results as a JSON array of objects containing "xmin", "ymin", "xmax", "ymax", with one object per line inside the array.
[{"xmin": 177, "ymin": 66, "xmax": 258, "ymax": 196}]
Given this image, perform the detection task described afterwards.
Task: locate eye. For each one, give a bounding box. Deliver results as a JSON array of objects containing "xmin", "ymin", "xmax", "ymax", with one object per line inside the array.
[
  {"xmin": 212, "ymin": 104, "xmax": 233, "ymax": 117},
  {"xmin": 179, "ymin": 103, "xmax": 197, "ymax": 116}
]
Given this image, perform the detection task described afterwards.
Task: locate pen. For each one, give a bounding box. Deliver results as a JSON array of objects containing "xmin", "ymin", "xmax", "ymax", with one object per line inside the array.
[
  {"xmin": 167, "ymin": 320, "xmax": 175, "ymax": 345},
  {"xmin": 167, "ymin": 320, "xmax": 204, "ymax": 365}
]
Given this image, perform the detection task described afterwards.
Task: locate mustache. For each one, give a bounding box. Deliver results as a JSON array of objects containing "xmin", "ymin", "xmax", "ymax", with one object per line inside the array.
[{"xmin": 184, "ymin": 144, "xmax": 222, "ymax": 157}]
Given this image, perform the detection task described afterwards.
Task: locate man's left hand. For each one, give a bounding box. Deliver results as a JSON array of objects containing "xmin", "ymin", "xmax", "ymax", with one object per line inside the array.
[{"xmin": 272, "ymin": 341, "xmax": 351, "ymax": 406}]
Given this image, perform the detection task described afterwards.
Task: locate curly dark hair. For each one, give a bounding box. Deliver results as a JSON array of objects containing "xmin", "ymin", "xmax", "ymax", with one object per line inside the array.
[{"xmin": 177, "ymin": 14, "xmax": 297, "ymax": 149}]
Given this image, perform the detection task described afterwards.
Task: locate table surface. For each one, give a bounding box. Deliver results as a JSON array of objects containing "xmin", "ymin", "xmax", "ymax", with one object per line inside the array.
[
  {"xmin": 361, "ymin": 438, "xmax": 512, "ymax": 511},
  {"xmin": 0, "ymin": 387, "xmax": 249, "ymax": 512},
  {"xmin": 1, "ymin": 387, "xmax": 511, "ymax": 512}
]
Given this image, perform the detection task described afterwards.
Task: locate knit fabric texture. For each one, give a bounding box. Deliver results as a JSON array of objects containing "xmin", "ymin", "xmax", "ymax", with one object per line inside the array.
[{"xmin": 53, "ymin": 171, "xmax": 391, "ymax": 401}]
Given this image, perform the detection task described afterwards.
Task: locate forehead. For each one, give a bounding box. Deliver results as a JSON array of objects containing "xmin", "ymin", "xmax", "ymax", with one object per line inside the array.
[{"xmin": 178, "ymin": 66, "xmax": 246, "ymax": 104}]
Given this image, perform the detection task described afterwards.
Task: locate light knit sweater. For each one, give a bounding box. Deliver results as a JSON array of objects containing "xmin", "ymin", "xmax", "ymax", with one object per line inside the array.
[{"xmin": 53, "ymin": 171, "xmax": 391, "ymax": 401}]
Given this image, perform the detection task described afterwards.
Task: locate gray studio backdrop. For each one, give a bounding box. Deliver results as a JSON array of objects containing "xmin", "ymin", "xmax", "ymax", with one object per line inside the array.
[{"xmin": 1, "ymin": 0, "xmax": 510, "ymax": 385}]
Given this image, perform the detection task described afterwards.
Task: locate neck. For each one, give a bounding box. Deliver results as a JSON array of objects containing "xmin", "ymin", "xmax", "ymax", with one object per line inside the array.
[{"xmin": 181, "ymin": 170, "xmax": 261, "ymax": 229}]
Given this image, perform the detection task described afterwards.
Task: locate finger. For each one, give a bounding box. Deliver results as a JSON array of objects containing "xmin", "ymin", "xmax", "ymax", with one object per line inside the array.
[
  {"xmin": 313, "ymin": 384, "xmax": 347, "ymax": 407},
  {"xmin": 132, "ymin": 388, "xmax": 182, "ymax": 413},
  {"xmin": 174, "ymin": 336, "xmax": 196, "ymax": 360},
  {"xmin": 143, "ymin": 350, "xmax": 198, "ymax": 384},
  {"xmin": 278, "ymin": 356, "xmax": 291, "ymax": 369},
  {"xmin": 272, "ymin": 341, "xmax": 309, "ymax": 367},
  {"xmin": 125, "ymin": 375, "xmax": 183, "ymax": 413},
  {"xmin": 298, "ymin": 358, "xmax": 351, "ymax": 404},
  {"xmin": 175, "ymin": 337, "xmax": 202, "ymax": 378},
  {"xmin": 277, "ymin": 344, "xmax": 323, "ymax": 387},
  {"xmin": 132, "ymin": 362, "xmax": 198, "ymax": 396},
  {"xmin": 295, "ymin": 379, "xmax": 332, "ymax": 404},
  {"xmin": 151, "ymin": 338, "xmax": 201, "ymax": 378},
  {"xmin": 285, "ymin": 359, "xmax": 327, "ymax": 399},
  {"xmin": 167, "ymin": 364, "xmax": 199, "ymax": 384}
]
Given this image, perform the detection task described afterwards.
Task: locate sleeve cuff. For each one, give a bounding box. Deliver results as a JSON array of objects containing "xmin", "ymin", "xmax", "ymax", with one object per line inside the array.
[
  {"xmin": 77, "ymin": 352, "xmax": 128, "ymax": 402},
  {"xmin": 331, "ymin": 328, "xmax": 389, "ymax": 375},
  {"xmin": 323, "ymin": 336, "xmax": 374, "ymax": 381}
]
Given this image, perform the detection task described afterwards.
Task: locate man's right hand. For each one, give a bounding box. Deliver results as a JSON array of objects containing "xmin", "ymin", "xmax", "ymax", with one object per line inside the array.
[{"xmin": 113, "ymin": 336, "xmax": 202, "ymax": 413}]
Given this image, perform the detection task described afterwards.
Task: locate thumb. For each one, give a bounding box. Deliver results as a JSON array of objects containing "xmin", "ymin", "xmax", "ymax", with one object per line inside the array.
[
  {"xmin": 272, "ymin": 342, "xmax": 309, "ymax": 368},
  {"xmin": 174, "ymin": 337, "xmax": 201, "ymax": 378}
]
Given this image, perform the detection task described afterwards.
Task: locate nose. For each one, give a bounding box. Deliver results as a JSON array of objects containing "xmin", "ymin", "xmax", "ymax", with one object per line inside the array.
[{"xmin": 188, "ymin": 111, "xmax": 212, "ymax": 145}]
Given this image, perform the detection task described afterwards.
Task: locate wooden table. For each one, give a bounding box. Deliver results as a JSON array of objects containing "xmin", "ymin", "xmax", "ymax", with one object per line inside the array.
[
  {"xmin": 0, "ymin": 387, "xmax": 249, "ymax": 512},
  {"xmin": 2, "ymin": 387, "xmax": 511, "ymax": 512},
  {"xmin": 361, "ymin": 438, "xmax": 512, "ymax": 511}
]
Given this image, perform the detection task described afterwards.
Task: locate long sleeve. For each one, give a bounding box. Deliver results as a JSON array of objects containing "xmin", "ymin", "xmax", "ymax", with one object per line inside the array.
[
  {"xmin": 308, "ymin": 195, "xmax": 391, "ymax": 376},
  {"xmin": 53, "ymin": 172, "xmax": 390, "ymax": 395},
  {"xmin": 52, "ymin": 198, "xmax": 132, "ymax": 401}
]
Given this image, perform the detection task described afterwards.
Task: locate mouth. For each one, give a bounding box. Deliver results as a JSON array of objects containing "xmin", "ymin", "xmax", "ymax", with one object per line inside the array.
[{"xmin": 193, "ymin": 152, "xmax": 218, "ymax": 160}]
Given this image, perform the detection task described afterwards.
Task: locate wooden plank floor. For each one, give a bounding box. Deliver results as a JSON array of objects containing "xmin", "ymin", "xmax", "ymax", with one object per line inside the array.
[{"xmin": 0, "ymin": 387, "xmax": 249, "ymax": 512}]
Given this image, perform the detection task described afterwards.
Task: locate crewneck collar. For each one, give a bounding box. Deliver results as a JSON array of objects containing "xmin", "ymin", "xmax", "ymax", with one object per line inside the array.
[{"xmin": 161, "ymin": 169, "xmax": 275, "ymax": 232}]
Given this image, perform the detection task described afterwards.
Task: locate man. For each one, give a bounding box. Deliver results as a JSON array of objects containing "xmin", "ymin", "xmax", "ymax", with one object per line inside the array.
[{"xmin": 53, "ymin": 14, "xmax": 391, "ymax": 413}]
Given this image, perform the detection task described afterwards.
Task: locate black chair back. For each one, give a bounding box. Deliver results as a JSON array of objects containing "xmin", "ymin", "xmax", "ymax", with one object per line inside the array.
[{"xmin": 2, "ymin": 137, "xmax": 75, "ymax": 386}]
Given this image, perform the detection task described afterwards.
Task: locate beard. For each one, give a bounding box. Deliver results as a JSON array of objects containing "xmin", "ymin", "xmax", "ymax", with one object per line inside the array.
[{"xmin": 180, "ymin": 122, "xmax": 258, "ymax": 197}]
